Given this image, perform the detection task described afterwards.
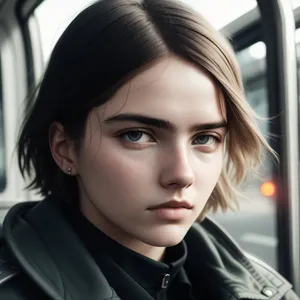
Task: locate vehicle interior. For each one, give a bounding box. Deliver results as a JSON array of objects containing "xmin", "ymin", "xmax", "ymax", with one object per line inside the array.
[{"xmin": 0, "ymin": 0, "xmax": 299, "ymax": 295}]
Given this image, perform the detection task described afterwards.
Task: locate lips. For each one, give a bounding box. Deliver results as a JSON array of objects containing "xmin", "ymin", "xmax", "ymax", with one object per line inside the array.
[{"xmin": 149, "ymin": 200, "xmax": 193, "ymax": 210}]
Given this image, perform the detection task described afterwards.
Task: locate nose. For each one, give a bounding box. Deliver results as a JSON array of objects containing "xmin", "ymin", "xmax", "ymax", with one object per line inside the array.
[{"xmin": 159, "ymin": 145, "xmax": 195, "ymax": 190}]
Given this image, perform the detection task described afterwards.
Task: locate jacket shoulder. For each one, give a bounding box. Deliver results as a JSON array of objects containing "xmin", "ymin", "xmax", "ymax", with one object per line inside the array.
[
  {"xmin": 201, "ymin": 217, "xmax": 299, "ymax": 299},
  {"xmin": 0, "ymin": 237, "xmax": 48, "ymax": 300},
  {"xmin": 0, "ymin": 271, "xmax": 49, "ymax": 300},
  {"xmin": 246, "ymin": 254, "xmax": 299, "ymax": 299},
  {"xmin": 0, "ymin": 237, "xmax": 20, "ymax": 287}
]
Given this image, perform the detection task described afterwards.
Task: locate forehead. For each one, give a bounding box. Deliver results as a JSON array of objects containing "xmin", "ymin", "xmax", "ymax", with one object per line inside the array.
[{"xmin": 98, "ymin": 56, "xmax": 225, "ymax": 124}]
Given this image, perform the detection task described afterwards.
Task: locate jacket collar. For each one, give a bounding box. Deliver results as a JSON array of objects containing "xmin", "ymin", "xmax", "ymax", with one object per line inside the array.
[
  {"xmin": 185, "ymin": 219, "xmax": 293, "ymax": 300},
  {"xmin": 3, "ymin": 197, "xmax": 293, "ymax": 300},
  {"xmin": 3, "ymin": 198, "xmax": 118, "ymax": 300},
  {"xmin": 66, "ymin": 202, "xmax": 188, "ymax": 293}
]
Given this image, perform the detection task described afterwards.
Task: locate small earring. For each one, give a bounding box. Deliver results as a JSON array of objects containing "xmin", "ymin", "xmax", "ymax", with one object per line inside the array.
[{"xmin": 67, "ymin": 168, "xmax": 72, "ymax": 176}]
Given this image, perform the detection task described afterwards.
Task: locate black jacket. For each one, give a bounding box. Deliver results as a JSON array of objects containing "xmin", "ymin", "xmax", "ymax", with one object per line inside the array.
[{"xmin": 0, "ymin": 197, "xmax": 298, "ymax": 300}]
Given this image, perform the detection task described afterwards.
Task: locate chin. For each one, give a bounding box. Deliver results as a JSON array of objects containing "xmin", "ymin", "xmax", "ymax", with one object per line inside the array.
[{"xmin": 140, "ymin": 224, "xmax": 190, "ymax": 247}]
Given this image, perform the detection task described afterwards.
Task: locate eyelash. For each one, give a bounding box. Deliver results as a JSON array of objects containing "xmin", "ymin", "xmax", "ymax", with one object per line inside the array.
[
  {"xmin": 117, "ymin": 129, "xmax": 155, "ymax": 144},
  {"xmin": 116, "ymin": 129, "xmax": 222, "ymax": 146}
]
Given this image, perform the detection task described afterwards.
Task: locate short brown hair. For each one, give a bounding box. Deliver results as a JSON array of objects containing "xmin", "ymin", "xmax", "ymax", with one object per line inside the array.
[{"xmin": 17, "ymin": 0, "xmax": 275, "ymax": 218}]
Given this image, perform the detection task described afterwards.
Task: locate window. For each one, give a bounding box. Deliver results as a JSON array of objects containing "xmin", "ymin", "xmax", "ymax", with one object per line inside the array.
[
  {"xmin": 34, "ymin": 0, "xmax": 258, "ymax": 63},
  {"xmin": 34, "ymin": 0, "xmax": 97, "ymax": 64},
  {"xmin": 184, "ymin": 0, "xmax": 256, "ymax": 29},
  {"xmin": 293, "ymin": 0, "xmax": 300, "ymax": 9},
  {"xmin": 211, "ymin": 41, "xmax": 278, "ymax": 270}
]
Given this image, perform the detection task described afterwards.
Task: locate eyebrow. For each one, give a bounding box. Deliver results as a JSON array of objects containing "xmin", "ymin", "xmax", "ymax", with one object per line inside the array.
[{"xmin": 104, "ymin": 113, "xmax": 228, "ymax": 132}]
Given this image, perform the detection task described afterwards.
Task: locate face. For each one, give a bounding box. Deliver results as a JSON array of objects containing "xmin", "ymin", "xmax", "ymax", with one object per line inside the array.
[{"xmin": 68, "ymin": 56, "xmax": 226, "ymax": 255}]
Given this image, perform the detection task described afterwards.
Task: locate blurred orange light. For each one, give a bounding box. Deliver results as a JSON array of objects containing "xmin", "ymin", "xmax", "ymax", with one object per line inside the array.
[{"xmin": 261, "ymin": 182, "xmax": 276, "ymax": 197}]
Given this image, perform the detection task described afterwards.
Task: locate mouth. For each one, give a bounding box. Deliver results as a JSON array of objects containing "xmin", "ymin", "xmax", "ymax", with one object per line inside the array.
[
  {"xmin": 148, "ymin": 200, "xmax": 193, "ymax": 221},
  {"xmin": 148, "ymin": 200, "xmax": 193, "ymax": 210}
]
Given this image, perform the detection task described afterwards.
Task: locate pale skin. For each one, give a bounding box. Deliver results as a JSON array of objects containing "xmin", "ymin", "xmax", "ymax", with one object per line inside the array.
[{"xmin": 50, "ymin": 55, "xmax": 227, "ymax": 262}]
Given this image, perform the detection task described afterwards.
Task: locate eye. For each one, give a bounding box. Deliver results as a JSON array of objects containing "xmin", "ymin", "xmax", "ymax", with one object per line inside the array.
[
  {"xmin": 119, "ymin": 130, "xmax": 154, "ymax": 143},
  {"xmin": 193, "ymin": 134, "xmax": 220, "ymax": 145}
]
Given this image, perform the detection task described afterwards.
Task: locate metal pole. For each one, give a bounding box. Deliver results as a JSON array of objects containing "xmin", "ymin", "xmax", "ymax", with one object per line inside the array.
[{"xmin": 257, "ymin": 0, "xmax": 300, "ymax": 294}]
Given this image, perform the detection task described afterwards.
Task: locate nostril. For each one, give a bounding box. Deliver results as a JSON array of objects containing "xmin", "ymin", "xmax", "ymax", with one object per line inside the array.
[{"xmin": 167, "ymin": 181, "xmax": 193, "ymax": 189}]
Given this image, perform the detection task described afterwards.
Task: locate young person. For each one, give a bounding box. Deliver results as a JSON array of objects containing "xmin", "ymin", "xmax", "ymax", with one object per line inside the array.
[{"xmin": 0, "ymin": 0, "xmax": 298, "ymax": 299}]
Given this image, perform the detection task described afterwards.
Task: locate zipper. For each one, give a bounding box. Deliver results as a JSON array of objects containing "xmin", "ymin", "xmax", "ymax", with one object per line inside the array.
[
  {"xmin": 161, "ymin": 273, "xmax": 171, "ymax": 289},
  {"xmin": 157, "ymin": 274, "xmax": 171, "ymax": 300}
]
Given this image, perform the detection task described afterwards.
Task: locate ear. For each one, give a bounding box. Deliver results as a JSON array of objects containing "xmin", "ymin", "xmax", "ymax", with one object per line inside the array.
[{"xmin": 49, "ymin": 122, "xmax": 78, "ymax": 175}]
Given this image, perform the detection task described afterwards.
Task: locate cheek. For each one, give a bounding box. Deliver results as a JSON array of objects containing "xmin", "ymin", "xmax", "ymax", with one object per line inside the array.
[
  {"xmin": 78, "ymin": 142, "xmax": 154, "ymax": 199},
  {"xmin": 195, "ymin": 151, "xmax": 224, "ymax": 188}
]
